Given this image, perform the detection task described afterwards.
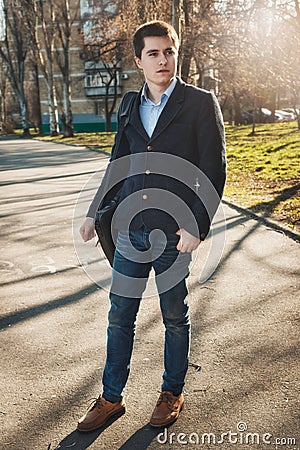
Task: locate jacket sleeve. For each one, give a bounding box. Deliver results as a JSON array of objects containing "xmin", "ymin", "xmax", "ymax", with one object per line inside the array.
[
  {"xmin": 182, "ymin": 92, "xmax": 226, "ymax": 239},
  {"xmin": 86, "ymin": 96, "xmax": 131, "ymax": 220}
]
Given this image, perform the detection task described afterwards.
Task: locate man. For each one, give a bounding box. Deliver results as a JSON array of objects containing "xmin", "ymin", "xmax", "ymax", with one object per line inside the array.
[{"xmin": 78, "ymin": 20, "xmax": 226, "ymax": 432}]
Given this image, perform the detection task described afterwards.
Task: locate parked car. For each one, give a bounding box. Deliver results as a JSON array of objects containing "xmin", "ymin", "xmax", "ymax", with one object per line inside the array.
[
  {"xmin": 241, "ymin": 107, "xmax": 297, "ymax": 124},
  {"xmin": 281, "ymin": 108, "xmax": 299, "ymax": 120},
  {"xmin": 241, "ymin": 108, "xmax": 272, "ymax": 124},
  {"xmin": 275, "ymin": 110, "xmax": 296, "ymax": 122}
]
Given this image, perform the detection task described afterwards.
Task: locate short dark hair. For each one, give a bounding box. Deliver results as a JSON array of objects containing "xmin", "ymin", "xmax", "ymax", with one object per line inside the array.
[{"xmin": 133, "ymin": 20, "xmax": 179, "ymax": 59}]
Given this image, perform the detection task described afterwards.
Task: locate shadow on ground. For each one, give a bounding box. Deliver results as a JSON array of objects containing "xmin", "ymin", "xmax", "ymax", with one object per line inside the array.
[{"xmin": 52, "ymin": 412, "xmax": 162, "ymax": 450}]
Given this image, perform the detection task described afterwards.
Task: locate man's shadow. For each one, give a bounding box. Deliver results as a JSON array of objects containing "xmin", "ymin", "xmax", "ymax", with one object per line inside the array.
[
  {"xmin": 55, "ymin": 412, "xmax": 162, "ymax": 450},
  {"xmin": 117, "ymin": 424, "xmax": 162, "ymax": 449}
]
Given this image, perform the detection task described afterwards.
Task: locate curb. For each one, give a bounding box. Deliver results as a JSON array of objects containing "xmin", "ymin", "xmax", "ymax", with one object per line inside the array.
[
  {"xmin": 86, "ymin": 146, "xmax": 111, "ymax": 157},
  {"xmin": 222, "ymin": 198, "xmax": 300, "ymax": 243},
  {"xmin": 30, "ymin": 136, "xmax": 112, "ymax": 156}
]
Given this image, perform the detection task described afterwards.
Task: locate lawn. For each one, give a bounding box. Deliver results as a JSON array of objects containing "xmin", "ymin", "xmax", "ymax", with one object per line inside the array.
[
  {"xmin": 32, "ymin": 122, "xmax": 299, "ymax": 232},
  {"xmin": 225, "ymin": 122, "xmax": 299, "ymax": 232},
  {"xmin": 35, "ymin": 131, "xmax": 116, "ymax": 152}
]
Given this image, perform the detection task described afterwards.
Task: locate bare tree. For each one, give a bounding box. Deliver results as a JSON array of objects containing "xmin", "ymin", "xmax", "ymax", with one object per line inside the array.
[
  {"xmin": 80, "ymin": 1, "xmax": 128, "ymax": 131},
  {"xmin": 0, "ymin": 0, "xmax": 31, "ymax": 136},
  {"xmin": 79, "ymin": 0, "xmax": 171, "ymax": 130},
  {"xmin": 33, "ymin": 0, "xmax": 59, "ymax": 136},
  {"xmin": 275, "ymin": 0, "xmax": 300, "ymax": 128},
  {"xmin": 189, "ymin": 0, "xmax": 299, "ymax": 130},
  {"xmin": 26, "ymin": 58, "xmax": 43, "ymax": 133},
  {"xmin": 181, "ymin": 0, "xmax": 215, "ymax": 84},
  {"xmin": 54, "ymin": 0, "xmax": 79, "ymax": 137},
  {"xmin": 124, "ymin": 0, "xmax": 171, "ymax": 24},
  {"xmin": 0, "ymin": 62, "xmax": 9, "ymax": 131}
]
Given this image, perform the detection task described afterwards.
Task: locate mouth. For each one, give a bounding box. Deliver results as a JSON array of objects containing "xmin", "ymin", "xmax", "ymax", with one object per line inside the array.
[{"xmin": 156, "ymin": 69, "xmax": 170, "ymax": 73}]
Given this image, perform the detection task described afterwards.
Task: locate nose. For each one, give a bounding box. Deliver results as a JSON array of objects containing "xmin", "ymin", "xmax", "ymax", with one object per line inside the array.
[{"xmin": 159, "ymin": 53, "xmax": 167, "ymax": 65}]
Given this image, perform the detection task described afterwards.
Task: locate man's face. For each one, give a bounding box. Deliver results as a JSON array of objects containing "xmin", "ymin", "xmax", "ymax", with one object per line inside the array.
[{"xmin": 134, "ymin": 36, "xmax": 178, "ymax": 89}]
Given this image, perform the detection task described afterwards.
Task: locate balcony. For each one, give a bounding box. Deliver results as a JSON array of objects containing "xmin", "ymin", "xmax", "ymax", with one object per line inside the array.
[
  {"xmin": 85, "ymin": 85, "xmax": 121, "ymax": 97},
  {"xmin": 84, "ymin": 61, "xmax": 121, "ymax": 98}
]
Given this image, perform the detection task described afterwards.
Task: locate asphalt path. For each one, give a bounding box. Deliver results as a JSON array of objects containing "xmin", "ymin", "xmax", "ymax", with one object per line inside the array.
[{"xmin": 0, "ymin": 137, "xmax": 299, "ymax": 450}]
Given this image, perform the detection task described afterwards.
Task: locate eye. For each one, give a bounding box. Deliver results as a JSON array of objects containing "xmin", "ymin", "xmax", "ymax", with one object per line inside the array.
[
  {"xmin": 149, "ymin": 52, "xmax": 158, "ymax": 57},
  {"xmin": 166, "ymin": 49, "xmax": 175, "ymax": 56}
]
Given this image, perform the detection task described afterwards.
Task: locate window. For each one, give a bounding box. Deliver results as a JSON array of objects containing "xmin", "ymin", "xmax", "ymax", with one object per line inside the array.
[{"xmin": 85, "ymin": 72, "xmax": 109, "ymax": 88}]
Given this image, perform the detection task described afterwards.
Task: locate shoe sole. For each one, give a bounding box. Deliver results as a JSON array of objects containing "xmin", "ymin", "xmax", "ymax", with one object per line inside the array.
[
  {"xmin": 77, "ymin": 406, "xmax": 126, "ymax": 433},
  {"xmin": 149, "ymin": 402, "xmax": 184, "ymax": 428}
]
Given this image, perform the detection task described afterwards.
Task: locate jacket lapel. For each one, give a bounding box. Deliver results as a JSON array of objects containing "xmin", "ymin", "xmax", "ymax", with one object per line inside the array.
[
  {"xmin": 128, "ymin": 87, "xmax": 149, "ymax": 141},
  {"xmin": 128, "ymin": 77, "xmax": 186, "ymax": 143},
  {"xmin": 149, "ymin": 78, "xmax": 186, "ymax": 143}
]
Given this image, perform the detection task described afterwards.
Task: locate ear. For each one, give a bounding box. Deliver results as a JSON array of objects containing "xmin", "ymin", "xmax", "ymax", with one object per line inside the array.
[{"xmin": 134, "ymin": 56, "xmax": 142, "ymax": 69}]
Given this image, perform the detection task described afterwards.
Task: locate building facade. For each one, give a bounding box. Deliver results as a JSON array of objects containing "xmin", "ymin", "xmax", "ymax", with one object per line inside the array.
[{"xmin": 38, "ymin": 0, "xmax": 141, "ymax": 132}]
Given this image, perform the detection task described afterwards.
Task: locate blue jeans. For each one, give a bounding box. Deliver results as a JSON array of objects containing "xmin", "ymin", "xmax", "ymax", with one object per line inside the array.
[{"xmin": 102, "ymin": 226, "xmax": 191, "ymax": 403}]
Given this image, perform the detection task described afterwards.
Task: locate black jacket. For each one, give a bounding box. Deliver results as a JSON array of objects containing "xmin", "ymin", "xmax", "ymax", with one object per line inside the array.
[{"xmin": 88, "ymin": 77, "xmax": 226, "ymax": 240}]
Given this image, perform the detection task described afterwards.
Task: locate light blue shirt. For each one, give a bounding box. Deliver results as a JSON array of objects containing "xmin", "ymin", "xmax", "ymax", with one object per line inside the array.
[{"xmin": 139, "ymin": 78, "xmax": 177, "ymax": 138}]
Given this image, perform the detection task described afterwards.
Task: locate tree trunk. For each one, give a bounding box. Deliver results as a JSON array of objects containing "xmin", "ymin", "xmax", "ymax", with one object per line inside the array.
[
  {"xmin": 32, "ymin": 61, "xmax": 42, "ymax": 134},
  {"xmin": 62, "ymin": 81, "xmax": 73, "ymax": 137},
  {"xmin": 250, "ymin": 116, "xmax": 256, "ymax": 135},
  {"xmin": 17, "ymin": 73, "xmax": 31, "ymax": 137},
  {"xmin": 269, "ymin": 88, "xmax": 277, "ymax": 123},
  {"xmin": 232, "ymin": 88, "xmax": 243, "ymax": 125},
  {"xmin": 0, "ymin": 77, "xmax": 6, "ymax": 129},
  {"xmin": 104, "ymin": 69, "xmax": 118, "ymax": 132},
  {"xmin": 20, "ymin": 98, "xmax": 30, "ymax": 137},
  {"xmin": 57, "ymin": 0, "xmax": 74, "ymax": 138},
  {"xmin": 180, "ymin": 45, "xmax": 193, "ymax": 83},
  {"xmin": 249, "ymin": 94, "xmax": 257, "ymax": 136},
  {"xmin": 33, "ymin": 0, "xmax": 59, "ymax": 136},
  {"xmin": 47, "ymin": 79, "xmax": 59, "ymax": 136},
  {"xmin": 105, "ymin": 96, "xmax": 113, "ymax": 132},
  {"xmin": 181, "ymin": 33, "xmax": 196, "ymax": 83}
]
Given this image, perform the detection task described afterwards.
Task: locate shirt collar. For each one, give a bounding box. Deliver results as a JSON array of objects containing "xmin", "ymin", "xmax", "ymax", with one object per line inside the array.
[{"xmin": 141, "ymin": 78, "xmax": 177, "ymax": 105}]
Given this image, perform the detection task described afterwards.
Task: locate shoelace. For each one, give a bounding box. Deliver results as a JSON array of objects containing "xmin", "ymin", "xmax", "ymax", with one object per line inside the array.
[
  {"xmin": 86, "ymin": 397, "xmax": 103, "ymax": 411},
  {"xmin": 157, "ymin": 392, "xmax": 176, "ymax": 409}
]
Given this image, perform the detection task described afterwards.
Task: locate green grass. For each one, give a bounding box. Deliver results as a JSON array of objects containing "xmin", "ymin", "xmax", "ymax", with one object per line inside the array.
[
  {"xmin": 29, "ymin": 122, "xmax": 299, "ymax": 232},
  {"xmin": 225, "ymin": 122, "xmax": 299, "ymax": 232},
  {"xmin": 35, "ymin": 131, "xmax": 115, "ymax": 151}
]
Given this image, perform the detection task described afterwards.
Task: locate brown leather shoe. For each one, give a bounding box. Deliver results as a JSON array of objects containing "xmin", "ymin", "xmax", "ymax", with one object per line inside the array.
[
  {"xmin": 150, "ymin": 391, "xmax": 184, "ymax": 427},
  {"xmin": 77, "ymin": 396, "xmax": 125, "ymax": 432}
]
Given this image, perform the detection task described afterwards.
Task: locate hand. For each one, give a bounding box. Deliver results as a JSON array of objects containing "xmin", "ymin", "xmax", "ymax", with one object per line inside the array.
[
  {"xmin": 80, "ymin": 217, "xmax": 96, "ymax": 242},
  {"xmin": 176, "ymin": 228, "xmax": 201, "ymax": 253}
]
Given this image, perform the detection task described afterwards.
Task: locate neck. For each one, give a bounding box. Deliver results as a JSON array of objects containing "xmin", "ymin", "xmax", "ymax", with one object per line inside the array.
[{"xmin": 146, "ymin": 78, "xmax": 175, "ymax": 104}]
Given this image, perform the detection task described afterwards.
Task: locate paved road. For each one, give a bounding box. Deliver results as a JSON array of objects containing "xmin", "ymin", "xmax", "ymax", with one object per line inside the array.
[{"xmin": 1, "ymin": 138, "xmax": 299, "ymax": 450}]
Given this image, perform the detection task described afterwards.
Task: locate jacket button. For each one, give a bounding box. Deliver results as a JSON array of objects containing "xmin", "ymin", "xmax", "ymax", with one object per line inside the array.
[
  {"xmin": 142, "ymin": 194, "xmax": 148, "ymax": 200},
  {"xmin": 147, "ymin": 145, "xmax": 153, "ymax": 151},
  {"xmin": 145, "ymin": 169, "xmax": 151, "ymax": 175}
]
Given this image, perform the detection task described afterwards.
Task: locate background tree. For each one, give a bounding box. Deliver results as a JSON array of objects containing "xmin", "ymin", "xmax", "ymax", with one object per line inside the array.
[
  {"xmin": 26, "ymin": 58, "xmax": 43, "ymax": 133},
  {"xmin": 54, "ymin": 0, "xmax": 78, "ymax": 137},
  {"xmin": 1, "ymin": 0, "xmax": 299, "ymax": 133},
  {"xmin": 202, "ymin": 0, "xmax": 300, "ymax": 129},
  {"xmin": 33, "ymin": 0, "xmax": 59, "ymax": 136},
  {"xmin": 275, "ymin": 0, "xmax": 300, "ymax": 128},
  {"xmin": 80, "ymin": 0, "xmax": 128, "ymax": 131},
  {"xmin": 0, "ymin": 63, "xmax": 12, "ymax": 132},
  {"xmin": 180, "ymin": 0, "xmax": 218, "ymax": 85},
  {"xmin": 0, "ymin": 0, "xmax": 32, "ymax": 136},
  {"xmin": 79, "ymin": 0, "xmax": 171, "ymax": 131}
]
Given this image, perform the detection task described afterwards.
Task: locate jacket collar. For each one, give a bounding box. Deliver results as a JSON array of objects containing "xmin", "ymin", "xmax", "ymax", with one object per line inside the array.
[{"xmin": 129, "ymin": 77, "xmax": 186, "ymax": 142}]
